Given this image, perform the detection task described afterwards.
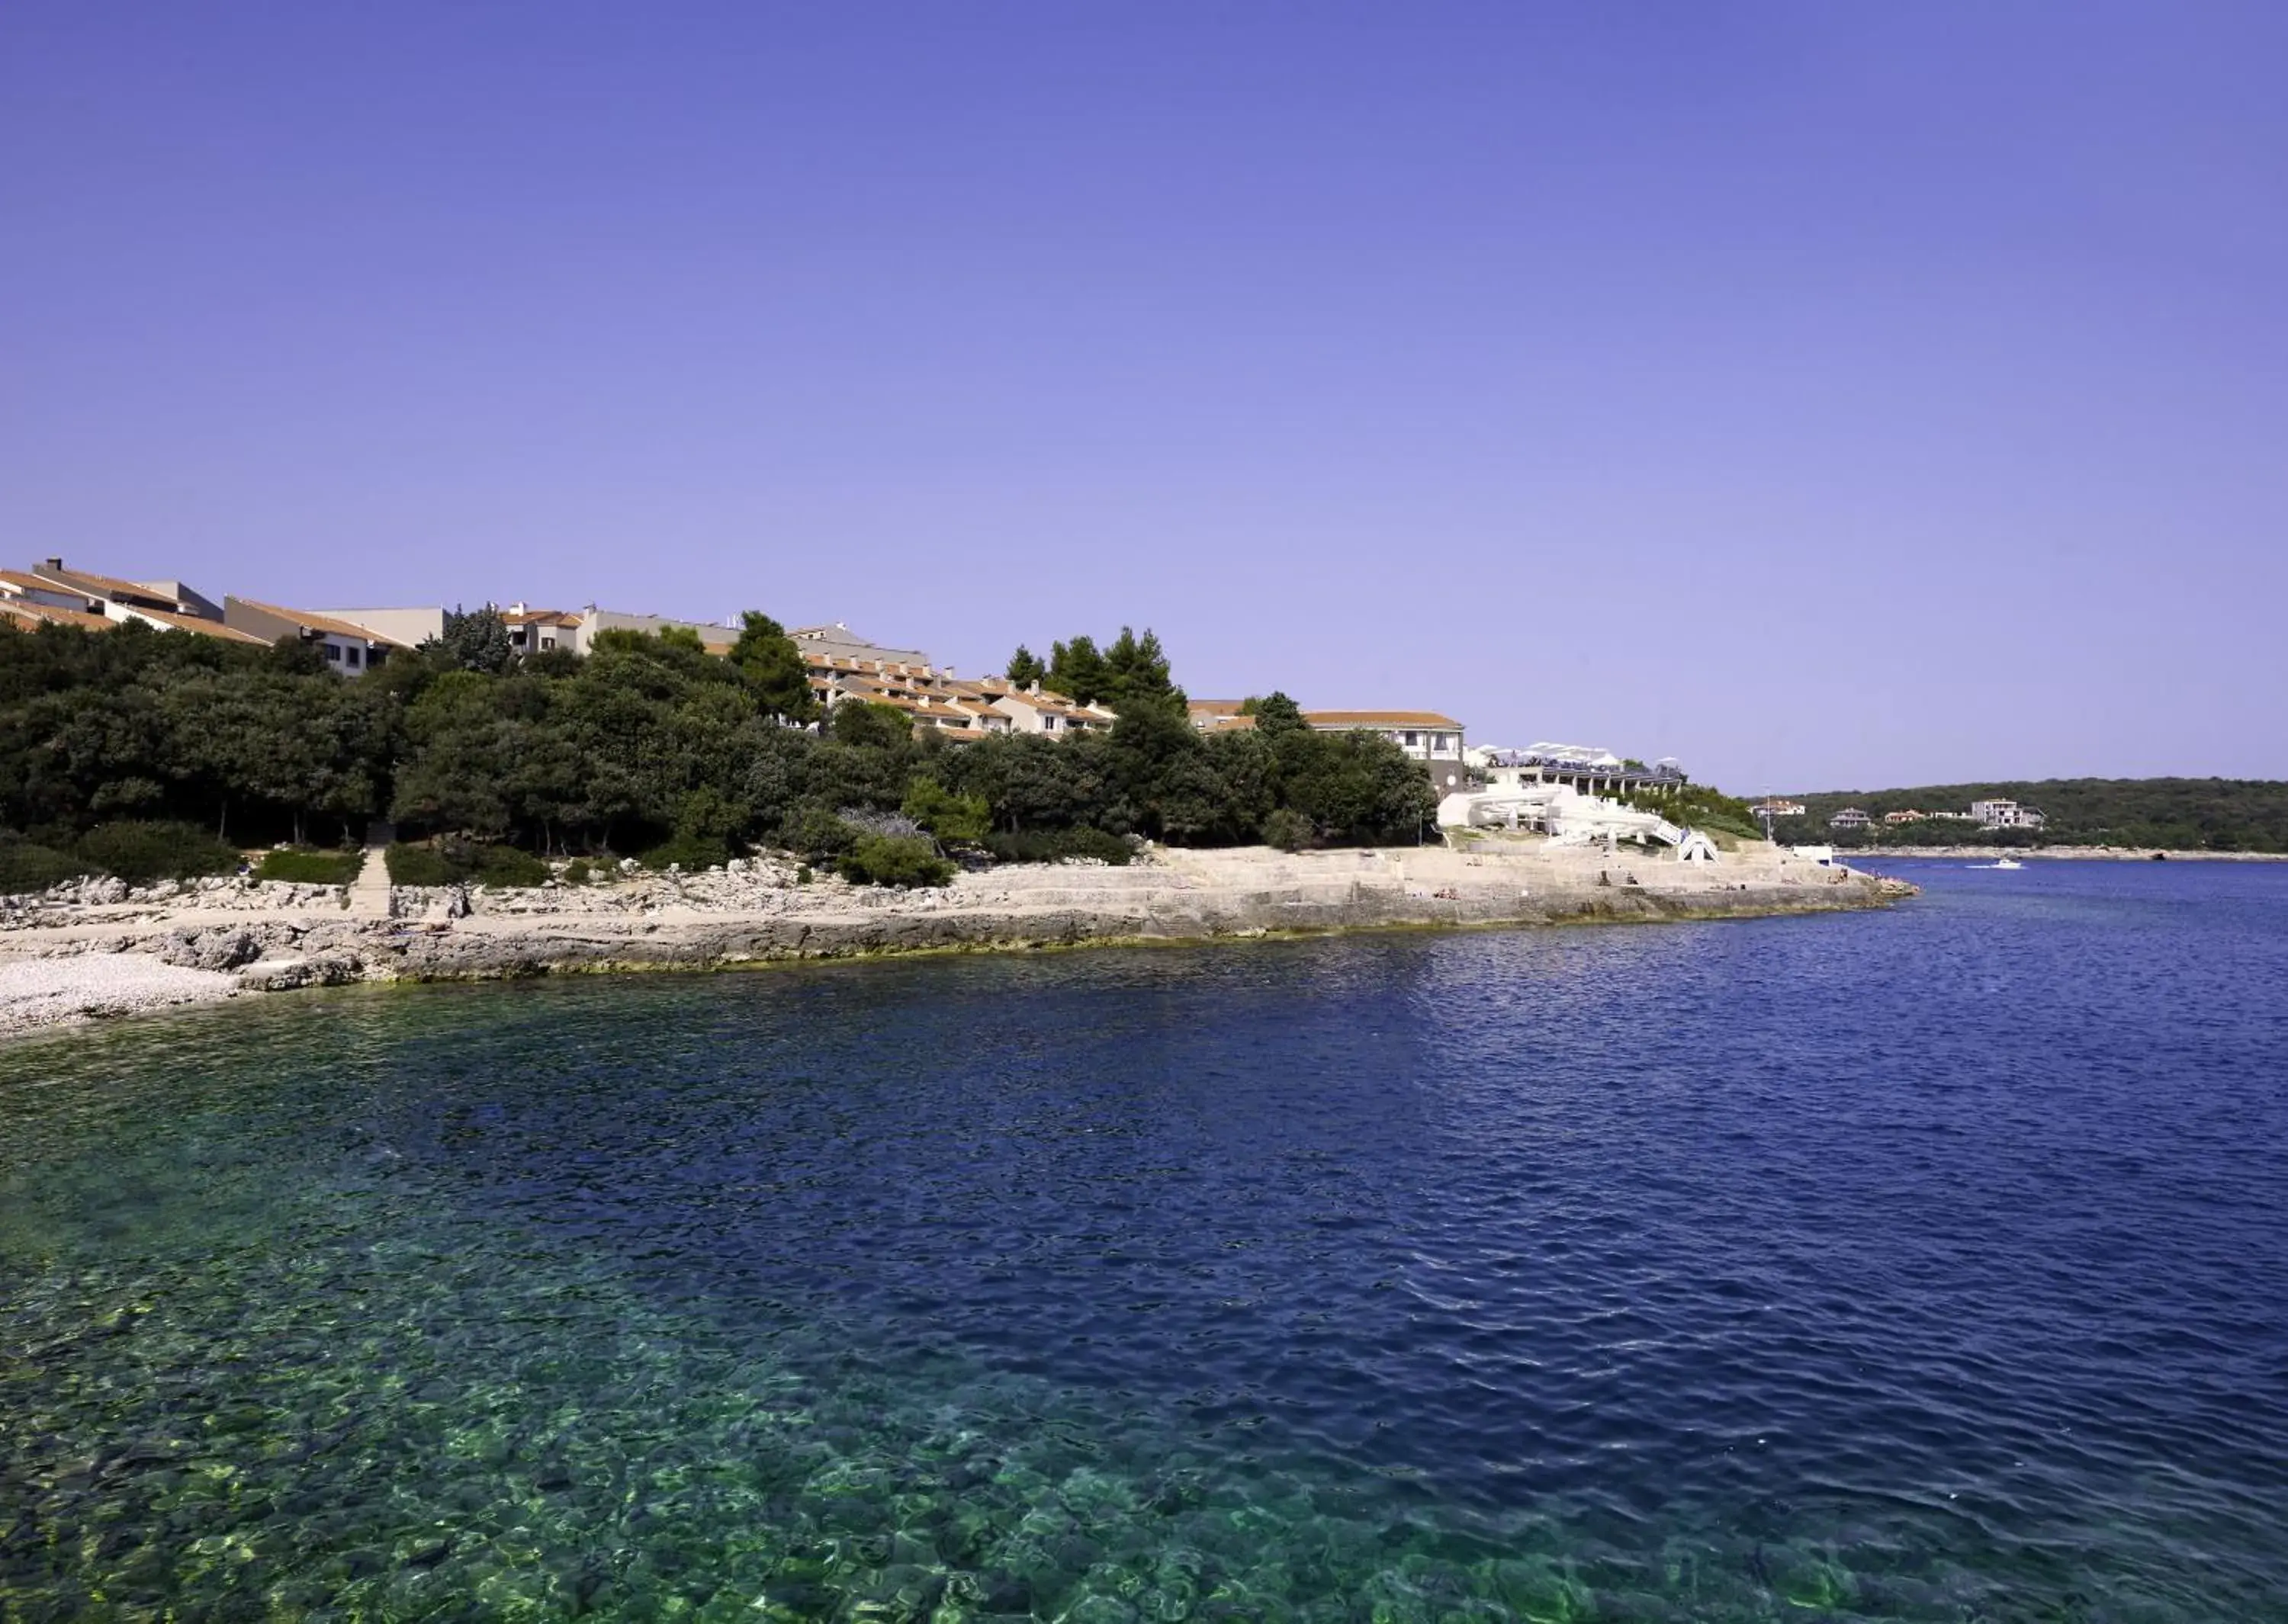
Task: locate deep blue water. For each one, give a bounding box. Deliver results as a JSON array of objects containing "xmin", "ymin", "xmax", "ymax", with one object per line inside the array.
[{"xmin": 4, "ymin": 859, "xmax": 2286, "ymax": 1620}]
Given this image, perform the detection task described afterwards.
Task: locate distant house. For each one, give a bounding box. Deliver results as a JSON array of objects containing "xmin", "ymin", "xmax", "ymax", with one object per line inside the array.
[
  {"xmin": 0, "ymin": 586, "xmax": 118, "ymax": 635},
  {"xmin": 7, "ymin": 559, "xmax": 265, "ymax": 644},
  {"xmin": 580, "ymin": 607, "xmax": 738, "ymax": 656},
  {"xmin": 500, "ymin": 605, "xmax": 583, "ymax": 656},
  {"xmin": 27, "ymin": 557, "xmax": 223, "ymax": 621},
  {"xmin": 1829, "ymin": 807, "xmax": 1872, "ymax": 831},
  {"xmin": 788, "ymin": 635, "xmax": 1017, "ymax": 738},
  {"xmin": 1306, "ymin": 711, "xmax": 1467, "ymax": 793},
  {"xmin": 1753, "ymin": 798, "xmax": 1808, "ymax": 818},
  {"xmin": 1968, "ymin": 798, "xmax": 2046, "ymax": 831},
  {"xmin": 788, "ymin": 622, "xmax": 931, "ymax": 666},
  {"xmin": 314, "ymin": 606, "xmax": 447, "ymax": 647},
  {"xmin": 1883, "ymin": 809, "xmax": 1929, "ymax": 825},
  {"xmin": 223, "ymin": 597, "xmax": 408, "ymax": 673},
  {"xmin": 1187, "ymin": 699, "xmax": 1258, "ymax": 734},
  {"xmin": 975, "ymin": 679, "xmax": 1119, "ymax": 737},
  {"xmin": 773, "ymin": 634, "xmax": 1109, "ymax": 740}
]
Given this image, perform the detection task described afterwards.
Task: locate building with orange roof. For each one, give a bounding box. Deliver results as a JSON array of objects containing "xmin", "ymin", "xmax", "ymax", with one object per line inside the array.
[
  {"xmin": 223, "ymin": 597, "xmax": 409, "ymax": 673},
  {"xmin": 498, "ymin": 604, "xmax": 583, "ymax": 656},
  {"xmin": 26, "ymin": 557, "xmax": 224, "ymax": 621},
  {"xmin": 1186, "ymin": 699, "xmax": 1258, "ymax": 734},
  {"xmin": 314, "ymin": 605, "xmax": 447, "ymax": 647},
  {"xmin": 8, "ymin": 558, "xmax": 266, "ymax": 644},
  {"xmin": 954, "ymin": 676, "xmax": 1117, "ymax": 737},
  {"xmin": 0, "ymin": 597, "xmax": 120, "ymax": 634}
]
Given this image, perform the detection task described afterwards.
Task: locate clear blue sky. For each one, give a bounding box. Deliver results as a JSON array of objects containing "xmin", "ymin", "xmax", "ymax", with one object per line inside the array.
[{"xmin": 5, "ymin": 3, "xmax": 2282, "ymax": 791}]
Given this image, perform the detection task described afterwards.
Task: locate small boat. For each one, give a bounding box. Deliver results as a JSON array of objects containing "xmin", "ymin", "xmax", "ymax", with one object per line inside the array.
[{"xmin": 1971, "ymin": 858, "xmax": 2023, "ymax": 870}]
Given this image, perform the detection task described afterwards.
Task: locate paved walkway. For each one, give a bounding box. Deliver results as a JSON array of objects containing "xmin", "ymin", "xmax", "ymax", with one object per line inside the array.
[{"xmin": 349, "ymin": 822, "xmax": 395, "ymax": 918}]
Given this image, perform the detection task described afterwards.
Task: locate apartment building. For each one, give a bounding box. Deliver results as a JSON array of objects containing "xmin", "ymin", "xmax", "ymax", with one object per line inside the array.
[
  {"xmin": 1305, "ymin": 711, "xmax": 1468, "ymax": 792},
  {"xmin": 1968, "ymin": 798, "xmax": 2046, "ymax": 830},
  {"xmin": 223, "ymin": 597, "xmax": 409, "ymax": 673},
  {"xmin": 4, "ymin": 559, "xmax": 265, "ymax": 644}
]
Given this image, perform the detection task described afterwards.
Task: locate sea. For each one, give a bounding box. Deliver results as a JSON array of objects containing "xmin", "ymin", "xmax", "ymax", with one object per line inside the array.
[{"xmin": 2, "ymin": 859, "xmax": 2284, "ymax": 1621}]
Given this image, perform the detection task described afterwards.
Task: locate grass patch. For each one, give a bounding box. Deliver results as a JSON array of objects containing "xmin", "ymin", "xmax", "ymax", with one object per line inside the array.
[{"xmin": 255, "ymin": 848, "xmax": 363, "ymax": 885}]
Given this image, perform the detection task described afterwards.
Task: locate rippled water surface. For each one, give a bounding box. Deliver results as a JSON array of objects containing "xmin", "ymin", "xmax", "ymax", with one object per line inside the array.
[{"xmin": 5, "ymin": 861, "xmax": 2286, "ymax": 1621}]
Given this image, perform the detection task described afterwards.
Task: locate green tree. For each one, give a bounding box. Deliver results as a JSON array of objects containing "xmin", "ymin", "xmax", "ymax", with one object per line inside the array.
[
  {"xmin": 429, "ymin": 605, "xmax": 516, "ymax": 674},
  {"xmin": 1248, "ymin": 691, "xmax": 1308, "ymax": 739},
  {"xmin": 1048, "ymin": 636, "xmax": 1108, "ymax": 705},
  {"xmin": 901, "ymin": 778, "xmax": 991, "ymax": 846},
  {"xmin": 1004, "ymin": 645, "xmax": 1045, "ymax": 687},
  {"xmin": 730, "ymin": 611, "xmax": 819, "ymax": 723},
  {"xmin": 1101, "ymin": 626, "xmax": 1182, "ymax": 715},
  {"xmin": 829, "ymin": 700, "xmax": 914, "ymax": 751}
]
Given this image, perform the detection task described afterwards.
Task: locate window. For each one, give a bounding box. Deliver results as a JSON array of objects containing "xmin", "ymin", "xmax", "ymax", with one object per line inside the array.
[
  {"xmin": 1402, "ymin": 730, "xmax": 1419, "ymax": 746},
  {"xmin": 324, "ymin": 644, "xmax": 342, "ymax": 663},
  {"xmin": 345, "ymin": 645, "xmax": 362, "ymax": 667}
]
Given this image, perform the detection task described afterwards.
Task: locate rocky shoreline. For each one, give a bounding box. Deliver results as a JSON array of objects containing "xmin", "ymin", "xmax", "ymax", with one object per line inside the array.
[{"xmin": 0, "ymin": 842, "xmax": 1910, "ymax": 1038}]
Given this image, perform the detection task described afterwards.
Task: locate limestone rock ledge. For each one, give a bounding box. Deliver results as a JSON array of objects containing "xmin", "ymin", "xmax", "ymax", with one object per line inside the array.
[{"xmin": 2, "ymin": 844, "xmax": 1910, "ymax": 1017}]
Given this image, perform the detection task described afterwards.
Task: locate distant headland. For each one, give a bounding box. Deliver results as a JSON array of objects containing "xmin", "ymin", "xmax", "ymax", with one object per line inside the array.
[{"xmin": 1756, "ymin": 778, "xmax": 2288, "ymax": 856}]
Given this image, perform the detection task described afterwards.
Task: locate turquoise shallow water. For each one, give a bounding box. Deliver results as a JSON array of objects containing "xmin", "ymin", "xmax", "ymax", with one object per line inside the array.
[{"xmin": 4, "ymin": 860, "xmax": 2287, "ymax": 1621}]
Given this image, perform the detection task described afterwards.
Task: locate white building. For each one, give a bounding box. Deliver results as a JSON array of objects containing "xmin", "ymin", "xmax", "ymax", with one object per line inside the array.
[
  {"xmin": 1306, "ymin": 711, "xmax": 1467, "ymax": 792},
  {"xmin": 7, "ymin": 560, "xmax": 265, "ymax": 645},
  {"xmin": 317, "ymin": 606, "xmax": 448, "ymax": 647},
  {"xmin": 1829, "ymin": 807, "xmax": 1872, "ymax": 831},
  {"xmin": 1968, "ymin": 798, "xmax": 2046, "ymax": 830},
  {"xmin": 974, "ymin": 679, "xmax": 1117, "ymax": 737},
  {"xmin": 223, "ymin": 598, "xmax": 409, "ymax": 672}
]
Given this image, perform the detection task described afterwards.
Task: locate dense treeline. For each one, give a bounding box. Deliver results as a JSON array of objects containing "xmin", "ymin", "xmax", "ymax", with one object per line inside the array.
[
  {"xmin": 0, "ymin": 615, "xmax": 1438, "ymax": 887},
  {"xmin": 1777, "ymin": 779, "xmax": 2288, "ymax": 852}
]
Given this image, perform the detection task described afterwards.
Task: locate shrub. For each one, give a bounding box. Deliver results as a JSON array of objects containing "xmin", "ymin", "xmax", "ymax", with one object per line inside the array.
[
  {"xmin": 384, "ymin": 839, "xmax": 548, "ymax": 888},
  {"xmin": 787, "ymin": 805, "xmax": 859, "ymax": 861},
  {"xmin": 75, "ymin": 821, "xmax": 241, "ymax": 885},
  {"xmin": 254, "ymin": 848, "xmax": 363, "ymax": 885},
  {"xmin": 837, "ymin": 834, "xmax": 955, "ymax": 888},
  {"xmin": 641, "ymin": 833, "xmax": 728, "ymax": 871},
  {"xmin": 982, "ymin": 826, "xmax": 1133, "ymax": 865},
  {"xmin": 1261, "ymin": 807, "xmax": 1315, "ymax": 852},
  {"xmin": 901, "ymin": 778, "xmax": 991, "ymax": 846},
  {"xmin": 562, "ymin": 857, "xmax": 596, "ymax": 886},
  {"xmin": 384, "ymin": 842, "xmax": 455, "ymax": 887},
  {"xmin": 469, "ymin": 843, "xmax": 550, "ymax": 887},
  {"xmin": 0, "ymin": 835, "xmax": 95, "ymax": 894}
]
